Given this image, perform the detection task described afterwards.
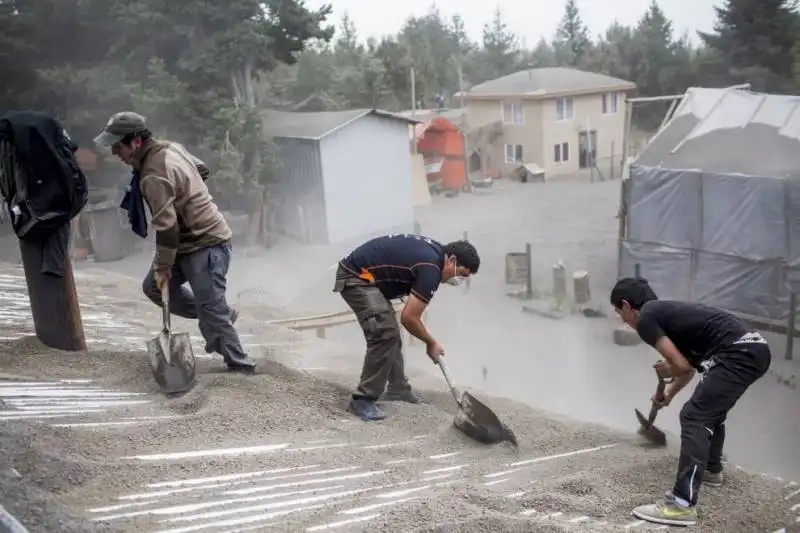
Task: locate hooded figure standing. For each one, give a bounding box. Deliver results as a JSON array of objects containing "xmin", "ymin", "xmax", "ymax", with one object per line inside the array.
[{"xmin": 94, "ymin": 112, "xmax": 256, "ymax": 374}]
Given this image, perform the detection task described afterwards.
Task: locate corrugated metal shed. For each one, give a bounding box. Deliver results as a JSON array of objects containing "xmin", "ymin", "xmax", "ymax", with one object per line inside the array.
[
  {"xmin": 262, "ymin": 108, "xmax": 419, "ymax": 140},
  {"xmin": 635, "ymin": 88, "xmax": 800, "ymax": 179}
]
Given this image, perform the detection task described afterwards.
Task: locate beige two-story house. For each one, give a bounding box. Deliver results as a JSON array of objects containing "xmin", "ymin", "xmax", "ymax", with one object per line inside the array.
[{"xmin": 462, "ymin": 67, "xmax": 636, "ymax": 178}]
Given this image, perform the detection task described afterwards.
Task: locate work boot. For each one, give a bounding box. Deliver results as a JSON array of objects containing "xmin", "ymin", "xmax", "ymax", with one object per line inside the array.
[
  {"xmin": 349, "ymin": 398, "xmax": 387, "ymax": 421},
  {"xmin": 704, "ymin": 470, "xmax": 724, "ymax": 486},
  {"xmin": 382, "ymin": 388, "xmax": 427, "ymax": 404},
  {"xmin": 205, "ymin": 308, "xmax": 240, "ymax": 354},
  {"xmin": 227, "ymin": 361, "xmax": 256, "ymax": 375},
  {"xmin": 632, "ymin": 492, "xmax": 698, "ymax": 527}
]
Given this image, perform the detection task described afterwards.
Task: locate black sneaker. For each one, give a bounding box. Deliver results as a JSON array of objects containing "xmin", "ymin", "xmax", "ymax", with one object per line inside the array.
[{"xmin": 349, "ymin": 398, "xmax": 387, "ymax": 421}]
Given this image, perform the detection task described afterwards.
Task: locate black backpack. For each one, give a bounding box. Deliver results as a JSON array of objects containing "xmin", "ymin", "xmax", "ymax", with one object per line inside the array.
[{"xmin": 0, "ymin": 111, "xmax": 88, "ymax": 240}]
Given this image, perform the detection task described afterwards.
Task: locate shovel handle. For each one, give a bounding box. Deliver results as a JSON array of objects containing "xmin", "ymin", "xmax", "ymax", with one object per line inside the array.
[
  {"xmin": 436, "ymin": 358, "xmax": 462, "ymax": 406},
  {"xmin": 161, "ymin": 285, "xmax": 171, "ymax": 332},
  {"xmin": 647, "ymin": 378, "xmax": 667, "ymax": 423}
]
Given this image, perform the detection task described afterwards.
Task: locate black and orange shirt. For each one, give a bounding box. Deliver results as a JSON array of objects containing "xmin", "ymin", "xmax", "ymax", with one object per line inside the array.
[{"xmin": 340, "ymin": 234, "xmax": 444, "ymax": 303}]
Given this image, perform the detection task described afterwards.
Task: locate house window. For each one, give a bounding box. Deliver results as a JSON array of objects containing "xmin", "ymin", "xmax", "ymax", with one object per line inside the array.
[
  {"xmin": 602, "ymin": 92, "xmax": 619, "ymax": 114},
  {"xmin": 556, "ymin": 97, "xmax": 574, "ymax": 121},
  {"xmin": 502, "ymin": 101, "xmax": 524, "ymax": 125},
  {"xmin": 505, "ymin": 144, "xmax": 523, "ymax": 163},
  {"xmin": 554, "ymin": 142, "xmax": 569, "ymax": 163}
]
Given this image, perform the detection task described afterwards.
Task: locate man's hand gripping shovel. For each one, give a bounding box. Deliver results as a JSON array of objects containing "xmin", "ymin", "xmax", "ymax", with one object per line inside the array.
[{"xmin": 635, "ymin": 370, "xmax": 671, "ymax": 447}]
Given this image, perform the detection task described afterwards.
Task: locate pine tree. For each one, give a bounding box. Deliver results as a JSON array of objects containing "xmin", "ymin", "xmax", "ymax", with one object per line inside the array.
[
  {"xmin": 698, "ymin": 0, "xmax": 799, "ymax": 81},
  {"xmin": 554, "ymin": 0, "xmax": 592, "ymax": 68}
]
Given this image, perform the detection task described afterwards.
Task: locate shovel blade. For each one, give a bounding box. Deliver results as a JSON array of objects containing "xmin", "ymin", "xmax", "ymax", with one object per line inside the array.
[
  {"xmin": 635, "ymin": 408, "xmax": 667, "ymax": 446},
  {"xmin": 146, "ymin": 331, "xmax": 196, "ymax": 395},
  {"xmin": 453, "ymin": 391, "xmax": 517, "ymax": 446}
]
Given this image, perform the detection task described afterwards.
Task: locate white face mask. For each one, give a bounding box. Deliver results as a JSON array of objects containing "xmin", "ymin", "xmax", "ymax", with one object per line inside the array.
[
  {"xmin": 445, "ymin": 258, "xmax": 465, "ymax": 286},
  {"xmin": 446, "ymin": 276, "xmax": 464, "ymax": 287}
]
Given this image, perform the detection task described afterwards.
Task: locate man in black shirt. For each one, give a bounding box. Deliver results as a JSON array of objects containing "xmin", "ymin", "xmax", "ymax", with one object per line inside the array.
[
  {"xmin": 610, "ymin": 277, "xmax": 771, "ymax": 527},
  {"xmin": 334, "ymin": 234, "xmax": 480, "ymax": 421}
]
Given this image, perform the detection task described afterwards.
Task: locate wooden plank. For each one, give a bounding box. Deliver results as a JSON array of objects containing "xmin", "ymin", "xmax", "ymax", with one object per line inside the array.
[{"xmin": 268, "ymin": 302, "xmax": 404, "ymax": 331}]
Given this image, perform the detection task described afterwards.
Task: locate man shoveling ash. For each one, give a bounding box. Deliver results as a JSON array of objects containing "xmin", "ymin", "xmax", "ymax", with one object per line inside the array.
[
  {"xmin": 94, "ymin": 112, "xmax": 256, "ymax": 374},
  {"xmin": 610, "ymin": 277, "xmax": 771, "ymax": 527},
  {"xmin": 334, "ymin": 233, "xmax": 479, "ymax": 421}
]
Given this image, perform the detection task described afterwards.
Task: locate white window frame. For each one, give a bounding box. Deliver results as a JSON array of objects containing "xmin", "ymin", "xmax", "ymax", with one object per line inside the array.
[
  {"xmin": 502, "ymin": 101, "xmax": 524, "ymax": 125},
  {"xmin": 554, "ymin": 142, "xmax": 569, "ymax": 164},
  {"xmin": 504, "ymin": 143, "xmax": 523, "ymax": 164},
  {"xmin": 556, "ymin": 97, "xmax": 574, "ymax": 121},
  {"xmin": 602, "ymin": 92, "xmax": 619, "ymax": 114}
]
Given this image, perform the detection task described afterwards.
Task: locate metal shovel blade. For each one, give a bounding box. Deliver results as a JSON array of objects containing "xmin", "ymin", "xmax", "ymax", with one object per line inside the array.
[
  {"xmin": 635, "ymin": 408, "xmax": 666, "ymax": 447},
  {"xmin": 454, "ymin": 391, "xmax": 518, "ymax": 447},
  {"xmin": 147, "ymin": 287, "xmax": 196, "ymax": 396},
  {"xmin": 437, "ymin": 359, "xmax": 517, "ymax": 447},
  {"xmin": 147, "ymin": 330, "xmax": 196, "ymax": 395}
]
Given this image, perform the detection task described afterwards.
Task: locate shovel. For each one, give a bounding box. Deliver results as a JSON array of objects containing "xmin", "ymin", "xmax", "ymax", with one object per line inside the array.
[
  {"xmin": 635, "ymin": 376, "xmax": 668, "ymax": 446},
  {"xmin": 437, "ymin": 358, "xmax": 517, "ymax": 447},
  {"xmin": 146, "ymin": 285, "xmax": 196, "ymax": 395}
]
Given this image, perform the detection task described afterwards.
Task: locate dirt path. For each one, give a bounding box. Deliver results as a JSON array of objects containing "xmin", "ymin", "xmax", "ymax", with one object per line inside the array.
[{"xmin": 0, "ymin": 265, "xmax": 796, "ymax": 532}]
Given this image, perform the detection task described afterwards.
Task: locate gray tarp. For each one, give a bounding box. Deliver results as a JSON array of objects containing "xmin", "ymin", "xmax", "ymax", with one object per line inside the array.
[
  {"xmin": 622, "ymin": 165, "xmax": 797, "ymax": 320},
  {"xmin": 622, "ymin": 88, "xmax": 800, "ymax": 322}
]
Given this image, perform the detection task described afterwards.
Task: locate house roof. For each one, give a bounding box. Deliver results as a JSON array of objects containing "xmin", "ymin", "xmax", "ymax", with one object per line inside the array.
[
  {"xmin": 461, "ymin": 68, "xmax": 635, "ymax": 99},
  {"xmin": 634, "ymin": 87, "xmax": 800, "ymax": 179},
  {"xmin": 397, "ymin": 108, "xmax": 466, "ymax": 123},
  {"xmin": 262, "ymin": 108, "xmax": 420, "ymax": 140}
]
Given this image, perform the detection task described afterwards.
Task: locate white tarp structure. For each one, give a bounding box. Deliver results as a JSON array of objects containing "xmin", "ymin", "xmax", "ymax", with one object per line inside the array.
[{"xmin": 620, "ymin": 87, "xmax": 800, "ymax": 322}]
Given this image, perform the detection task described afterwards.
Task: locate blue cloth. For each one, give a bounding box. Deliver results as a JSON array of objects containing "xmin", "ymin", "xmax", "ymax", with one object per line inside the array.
[{"xmin": 120, "ymin": 170, "xmax": 148, "ymax": 238}]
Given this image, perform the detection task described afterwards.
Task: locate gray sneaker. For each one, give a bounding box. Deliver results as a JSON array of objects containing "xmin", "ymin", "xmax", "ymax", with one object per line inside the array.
[
  {"xmin": 382, "ymin": 389, "xmax": 427, "ymax": 404},
  {"xmin": 632, "ymin": 492, "xmax": 698, "ymax": 527},
  {"xmin": 704, "ymin": 470, "xmax": 724, "ymax": 486}
]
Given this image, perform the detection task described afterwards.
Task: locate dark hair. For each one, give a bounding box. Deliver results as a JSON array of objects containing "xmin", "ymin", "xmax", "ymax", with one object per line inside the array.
[
  {"xmin": 120, "ymin": 129, "xmax": 152, "ymax": 146},
  {"xmin": 610, "ymin": 277, "xmax": 658, "ymax": 310},
  {"xmin": 442, "ymin": 240, "xmax": 480, "ymax": 274}
]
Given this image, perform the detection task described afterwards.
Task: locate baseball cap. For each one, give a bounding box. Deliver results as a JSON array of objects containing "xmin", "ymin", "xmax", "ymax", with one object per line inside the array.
[{"xmin": 94, "ymin": 112, "xmax": 148, "ymax": 146}]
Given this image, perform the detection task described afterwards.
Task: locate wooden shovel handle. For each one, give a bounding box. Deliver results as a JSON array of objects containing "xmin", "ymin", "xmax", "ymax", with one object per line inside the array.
[{"xmin": 647, "ymin": 378, "xmax": 667, "ymax": 424}]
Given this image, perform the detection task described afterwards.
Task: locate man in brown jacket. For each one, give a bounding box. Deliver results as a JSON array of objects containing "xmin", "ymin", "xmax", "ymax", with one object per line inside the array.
[{"xmin": 94, "ymin": 112, "xmax": 256, "ymax": 373}]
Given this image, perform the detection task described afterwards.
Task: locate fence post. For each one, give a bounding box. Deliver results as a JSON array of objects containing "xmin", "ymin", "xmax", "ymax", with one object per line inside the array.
[
  {"xmin": 634, "ymin": 262, "xmax": 641, "ymax": 279},
  {"xmin": 552, "ymin": 261, "xmax": 567, "ymax": 309},
  {"xmin": 610, "ymin": 141, "xmax": 616, "ymax": 180},
  {"xmin": 525, "ymin": 243, "xmax": 533, "ymax": 299},
  {"xmin": 786, "ymin": 292, "xmax": 796, "ymax": 360},
  {"xmin": 414, "ymin": 220, "xmax": 421, "ymax": 234}
]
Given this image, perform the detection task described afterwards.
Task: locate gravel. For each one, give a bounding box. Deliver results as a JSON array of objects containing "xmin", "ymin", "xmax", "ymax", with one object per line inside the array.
[
  {"xmin": 0, "ymin": 331, "xmax": 793, "ymax": 533},
  {"xmin": 0, "ymin": 179, "xmax": 795, "ymax": 532}
]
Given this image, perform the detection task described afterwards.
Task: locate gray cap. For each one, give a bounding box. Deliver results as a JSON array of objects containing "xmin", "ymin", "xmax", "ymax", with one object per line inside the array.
[{"xmin": 94, "ymin": 112, "xmax": 148, "ymax": 146}]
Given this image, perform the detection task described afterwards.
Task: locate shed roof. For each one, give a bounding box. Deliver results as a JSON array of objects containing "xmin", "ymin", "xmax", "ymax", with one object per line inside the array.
[
  {"xmin": 634, "ymin": 87, "xmax": 800, "ymax": 179},
  {"xmin": 262, "ymin": 108, "xmax": 419, "ymax": 140},
  {"xmin": 461, "ymin": 68, "xmax": 635, "ymax": 99}
]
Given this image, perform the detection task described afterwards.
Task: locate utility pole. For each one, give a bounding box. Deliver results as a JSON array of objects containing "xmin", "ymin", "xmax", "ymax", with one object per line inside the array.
[
  {"xmin": 456, "ymin": 60, "xmax": 465, "ymax": 108},
  {"xmin": 410, "ymin": 68, "xmax": 416, "ymax": 116}
]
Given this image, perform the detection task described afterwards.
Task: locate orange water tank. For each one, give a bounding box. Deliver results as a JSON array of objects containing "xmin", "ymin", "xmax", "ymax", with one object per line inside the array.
[{"xmin": 416, "ymin": 117, "xmax": 467, "ymax": 191}]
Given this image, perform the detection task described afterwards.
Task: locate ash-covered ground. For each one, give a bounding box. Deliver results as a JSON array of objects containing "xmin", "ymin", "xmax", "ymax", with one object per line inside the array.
[{"xmin": 0, "ymin": 178, "xmax": 797, "ymax": 532}]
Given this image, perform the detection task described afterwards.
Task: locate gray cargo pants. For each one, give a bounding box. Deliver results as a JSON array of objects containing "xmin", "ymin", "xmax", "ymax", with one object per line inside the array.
[
  {"xmin": 333, "ymin": 265, "xmax": 410, "ymax": 400},
  {"xmin": 142, "ymin": 241, "xmax": 253, "ymax": 367}
]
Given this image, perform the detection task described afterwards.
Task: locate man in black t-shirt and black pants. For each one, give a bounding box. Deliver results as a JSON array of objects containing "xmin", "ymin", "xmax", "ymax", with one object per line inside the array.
[
  {"xmin": 334, "ymin": 234, "xmax": 480, "ymax": 421},
  {"xmin": 610, "ymin": 278, "xmax": 771, "ymax": 527}
]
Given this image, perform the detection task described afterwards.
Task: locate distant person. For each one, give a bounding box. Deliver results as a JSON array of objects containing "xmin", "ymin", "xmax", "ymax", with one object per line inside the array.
[
  {"xmin": 334, "ymin": 234, "xmax": 479, "ymax": 421},
  {"xmin": 610, "ymin": 277, "xmax": 771, "ymax": 527},
  {"xmin": 94, "ymin": 111, "xmax": 256, "ymax": 374}
]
